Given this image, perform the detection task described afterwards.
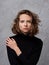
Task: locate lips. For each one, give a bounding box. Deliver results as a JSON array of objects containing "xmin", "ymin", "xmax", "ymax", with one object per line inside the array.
[{"xmin": 23, "ymin": 28, "xmax": 28, "ymax": 30}]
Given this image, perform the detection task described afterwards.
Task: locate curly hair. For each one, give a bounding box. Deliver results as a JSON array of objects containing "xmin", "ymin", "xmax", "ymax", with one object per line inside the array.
[{"xmin": 11, "ymin": 9, "xmax": 41, "ymax": 37}]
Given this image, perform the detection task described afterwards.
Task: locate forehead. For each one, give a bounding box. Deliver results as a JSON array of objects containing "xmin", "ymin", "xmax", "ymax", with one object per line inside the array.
[{"xmin": 19, "ymin": 14, "xmax": 32, "ymax": 20}]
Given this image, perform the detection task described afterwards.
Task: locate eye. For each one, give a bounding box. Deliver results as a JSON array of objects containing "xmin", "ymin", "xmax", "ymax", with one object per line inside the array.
[
  {"xmin": 27, "ymin": 20, "xmax": 32, "ymax": 23},
  {"xmin": 20, "ymin": 20, "xmax": 24, "ymax": 23}
]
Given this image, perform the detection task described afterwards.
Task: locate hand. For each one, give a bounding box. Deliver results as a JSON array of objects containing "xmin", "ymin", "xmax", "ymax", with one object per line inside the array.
[
  {"xmin": 6, "ymin": 37, "xmax": 18, "ymax": 50},
  {"xmin": 6, "ymin": 37, "xmax": 22, "ymax": 56}
]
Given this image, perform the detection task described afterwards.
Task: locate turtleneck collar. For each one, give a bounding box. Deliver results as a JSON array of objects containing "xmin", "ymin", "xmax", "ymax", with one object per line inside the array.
[
  {"xmin": 16, "ymin": 32, "xmax": 34, "ymax": 41},
  {"xmin": 17, "ymin": 32, "xmax": 30, "ymax": 37}
]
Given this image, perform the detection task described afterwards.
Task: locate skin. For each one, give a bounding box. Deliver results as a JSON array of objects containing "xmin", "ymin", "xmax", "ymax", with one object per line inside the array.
[
  {"xmin": 6, "ymin": 14, "xmax": 32, "ymax": 56},
  {"xmin": 19, "ymin": 14, "xmax": 32, "ymax": 35}
]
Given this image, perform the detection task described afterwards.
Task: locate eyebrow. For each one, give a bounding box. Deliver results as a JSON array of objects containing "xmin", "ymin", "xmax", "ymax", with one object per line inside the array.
[
  {"xmin": 20, "ymin": 19, "xmax": 32, "ymax": 21},
  {"xmin": 20, "ymin": 20, "xmax": 32, "ymax": 23}
]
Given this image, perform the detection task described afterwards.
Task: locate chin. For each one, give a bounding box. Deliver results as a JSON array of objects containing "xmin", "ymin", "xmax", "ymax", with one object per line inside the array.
[{"xmin": 22, "ymin": 31, "xmax": 29, "ymax": 34}]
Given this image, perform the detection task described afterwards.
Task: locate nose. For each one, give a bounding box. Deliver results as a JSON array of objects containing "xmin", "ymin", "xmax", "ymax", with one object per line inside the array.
[{"xmin": 24, "ymin": 21, "xmax": 27, "ymax": 26}]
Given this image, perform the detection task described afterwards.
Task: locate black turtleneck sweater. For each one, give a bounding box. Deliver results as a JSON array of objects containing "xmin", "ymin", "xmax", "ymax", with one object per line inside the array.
[{"xmin": 6, "ymin": 33, "xmax": 43, "ymax": 65}]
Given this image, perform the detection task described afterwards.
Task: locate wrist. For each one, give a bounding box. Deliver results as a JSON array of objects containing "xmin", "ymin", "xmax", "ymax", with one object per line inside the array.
[{"xmin": 14, "ymin": 46, "xmax": 22, "ymax": 56}]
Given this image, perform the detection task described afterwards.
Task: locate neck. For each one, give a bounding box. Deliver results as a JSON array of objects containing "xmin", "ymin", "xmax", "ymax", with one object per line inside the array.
[{"xmin": 20, "ymin": 32, "xmax": 30, "ymax": 36}]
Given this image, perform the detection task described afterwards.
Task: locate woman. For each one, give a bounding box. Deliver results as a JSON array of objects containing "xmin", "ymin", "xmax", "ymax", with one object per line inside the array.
[{"xmin": 6, "ymin": 10, "xmax": 43, "ymax": 65}]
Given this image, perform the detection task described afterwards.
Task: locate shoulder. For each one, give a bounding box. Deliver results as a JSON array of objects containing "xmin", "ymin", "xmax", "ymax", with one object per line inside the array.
[
  {"xmin": 9, "ymin": 34, "xmax": 17, "ymax": 38},
  {"xmin": 33, "ymin": 36, "xmax": 43, "ymax": 47},
  {"xmin": 9, "ymin": 34, "xmax": 18, "ymax": 41},
  {"xmin": 6, "ymin": 34, "xmax": 18, "ymax": 49}
]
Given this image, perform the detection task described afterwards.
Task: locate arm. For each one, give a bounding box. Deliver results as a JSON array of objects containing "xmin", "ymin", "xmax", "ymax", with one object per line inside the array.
[
  {"xmin": 6, "ymin": 37, "xmax": 22, "ymax": 65},
  {"xmin": 6, "ymin": 46, "xmax": 18, "ymax": 65},
  {"xmin": 17, "ymin": 42, "xmax": 43, "ymax": 65},
  {"xmin": 6, "ymin": 37, "xmax": 43, "ymax": 65},
  {"xmin": 6, "ymin": 37, "xmax": 22, "ymax": 56}
]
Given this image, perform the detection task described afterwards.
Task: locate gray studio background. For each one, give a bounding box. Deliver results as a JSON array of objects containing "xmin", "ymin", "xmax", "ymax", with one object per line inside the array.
[{"xmin": 0, "ymin": 0, "xmax": 49, "ymax": 65}]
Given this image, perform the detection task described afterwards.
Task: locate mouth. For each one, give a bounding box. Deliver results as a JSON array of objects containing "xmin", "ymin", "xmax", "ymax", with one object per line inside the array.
[{"xmin": 23, "ymin": 28, "xmax": 28, "ymax": 30}]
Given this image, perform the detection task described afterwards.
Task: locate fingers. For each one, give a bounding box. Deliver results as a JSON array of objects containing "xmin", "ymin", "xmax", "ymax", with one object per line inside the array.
[
  {"xmin": 6, "ymin": 37, "xmax": 18, "ymax": 50},
  {"xmin": 6, "ymin": 37, "xmax": 14, "ymax": 42},
  {"xmin": 11, "ymin": 38, "xmax": 15, "ymax": 41},
  {"xmin": 6, "ymin": 37, "xmax": 10, "ymax": 42},
  {"xmin": 11, "ymin": 38, "xmax": 17, "ymax": 46},
  {"xmin": 6, "ymin": 37, "xmax": 11, "ymax": 44},
  {"xmin": 6, "ymin": 37, "xmax": 15, "ymax": 44},
  {"xmin": 6, "ymin": 42, "xmax": 9, "ymax": 46}
]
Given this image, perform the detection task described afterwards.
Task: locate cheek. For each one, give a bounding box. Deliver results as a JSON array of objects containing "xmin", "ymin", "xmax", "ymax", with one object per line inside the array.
[
  {"xmin": 28, "ymin": 23, "xmax": 32, "ymax": 28},
  {"xmin": 19, "ymin": 23, "xmax": 23, "ymax": 29}
]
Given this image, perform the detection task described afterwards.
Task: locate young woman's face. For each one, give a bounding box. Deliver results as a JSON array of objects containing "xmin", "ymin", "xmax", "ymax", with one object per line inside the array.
[{"xmin": 19, "ymin": 14, "xmax": 32, "ymax": 35}]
